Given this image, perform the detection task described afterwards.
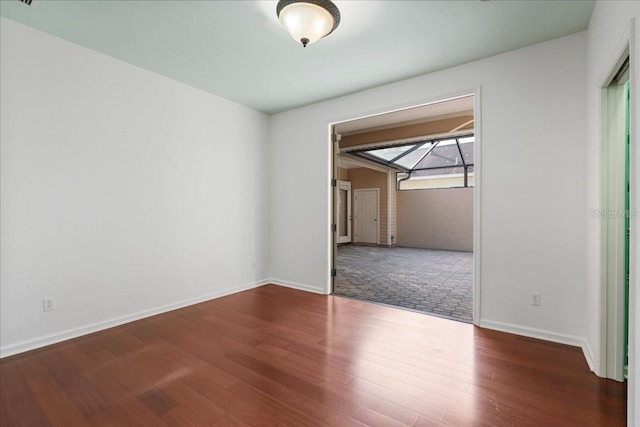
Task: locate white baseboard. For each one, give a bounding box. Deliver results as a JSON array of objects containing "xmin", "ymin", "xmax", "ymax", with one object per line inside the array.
[
  {"xmin": 479, "ymin": 319, "xmax": 585, "ymax": 348},
  {"xmin": 480, "ymin": 320, "xmax": 598, "ymax": 374},
  {"xmin": 0, "ymin": 279, "xmax": 269, "ymax": 359},
  {"xmin": 581, "ymin": 341, "xmax": 596, "ymax": 372},
  {"xmin": 268, "ymin": 278, "xmax": 326, "ymax": 295}
]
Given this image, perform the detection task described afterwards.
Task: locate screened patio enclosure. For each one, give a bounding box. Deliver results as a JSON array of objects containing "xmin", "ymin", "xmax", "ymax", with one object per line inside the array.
[{"xmin": 344, "ymin": 134, "xmax": 474, "ymax": 190}]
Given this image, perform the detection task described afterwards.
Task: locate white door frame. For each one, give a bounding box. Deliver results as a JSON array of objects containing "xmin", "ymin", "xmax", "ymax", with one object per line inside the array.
[
  {"xmin": 601, "ymin": 75, "xmax": 628, "ymax": 382},
  {"xmin": 328, "ymin": 88, "xmax": 482, "ymax": 327},
  {"xmin": 597, "ymin": 31, "xmax": 632, "ymax": 383},
  {"xmin": 337, "ymin": 180, "xmax": 352, "ymax": 244},
  {"xmin": 354, "ymin": 188, "xmax": 379, "ymax": 245}
]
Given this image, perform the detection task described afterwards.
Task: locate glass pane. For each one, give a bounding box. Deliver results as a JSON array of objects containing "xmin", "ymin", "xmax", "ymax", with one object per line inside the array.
[
  {"xmin": 394, "ymin": 142, "xmax": 434, "ymax": 169},
  {"xmin": 366, "ymin": 144, "xmax": 416, "ymax": 161},
  {"xmin": 413, "ymin": 139, "xmax": 463, "ymax": 170},
  {"xmin": 338, "ymin": 189, "xmax": 348, "ymax": 237},
  {"xmin": 458, "ymin": 136, "xmax": 474, "ymax": 164},
  {"xmin": 356, "ymin": 136, "xmax": 474, "ymax": 182}
]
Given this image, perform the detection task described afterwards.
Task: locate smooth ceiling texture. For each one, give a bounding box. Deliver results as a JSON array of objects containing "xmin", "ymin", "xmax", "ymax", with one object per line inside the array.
[{"xmin": 0, "ymin": 0, "xmax": 595, "ymax": 114}]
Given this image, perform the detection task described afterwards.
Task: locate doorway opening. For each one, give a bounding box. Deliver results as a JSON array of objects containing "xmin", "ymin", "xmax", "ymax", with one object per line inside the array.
[
  {"xmin": 601, "ymin": 54, "xmax": 631, "ymax": 382},
  {"xmin": 330, "ymin": 94, "xmax": 478, "ymax": 324}
]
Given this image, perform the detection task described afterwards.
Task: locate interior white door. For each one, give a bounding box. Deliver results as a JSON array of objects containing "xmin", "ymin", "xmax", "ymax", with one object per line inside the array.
[
  {"xmin": 354, "ymin": 189, "xmax": 379, "ymax": 244},
  {"xmin": 337, "ymin": 181, "xmax": 352, "ymax": 243}
]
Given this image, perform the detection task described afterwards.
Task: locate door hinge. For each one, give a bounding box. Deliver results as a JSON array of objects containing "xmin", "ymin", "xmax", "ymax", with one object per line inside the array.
[
  {"xmin": 331, "ymin": 179, "xmax": 337, "ymax": 187},
  {"xmin": 331, "ymin": 268, "xmax": 337, "ymax": 277},
  {"xmin": 331, "ymin": 224, "xmax": 337, "ymax": 232}
]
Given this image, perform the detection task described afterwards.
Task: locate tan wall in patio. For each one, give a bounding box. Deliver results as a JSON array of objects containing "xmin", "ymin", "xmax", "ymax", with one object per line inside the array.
[
  {"xmin": 338, "ymin": 167, "xmax": 349, "ymax": 181},
  {"xmin": 397, "ymin": 188, "xmax": 473, "ymax": 252}
]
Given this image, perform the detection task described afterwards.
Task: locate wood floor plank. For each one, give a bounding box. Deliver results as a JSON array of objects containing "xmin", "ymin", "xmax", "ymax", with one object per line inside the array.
[
  {"xmin": 0, "ymin": 401, "xmax": 12, "ymax": 427},
  {"xmin": 215, "ymin": 344, "xmax": 416, "ymax": 426},
  {"xmin": 227, "ymin": 381, "xmax": 329, "ymax": 427},
  {"xmin": 348, "ymin": 376, "xmax": 447, "ymax": 422},
  {"xmin": 413, "ymin": 415, "xmax": 448, "ymax": 427},
  {"xmin": 0, "ymin": 285, "xmax": 627, "ymax": 426},
  {"xmin": 161, "ymin": 405, "xmax": 210, "ymax": 427},
  {"xmin": 180, "ymin": 367, "xmax": 296, "ymax": 427},
  {"xmin": 352, "ymin": 406, "xmax": 412, "ymax": 427},
  {"xmin": 0, "ymin": 360, "xmax": 52, "ymax": 426},
  {"xmin": 88, "ymin": 398, "xmax": 170, "ymax": 426},
  {"xmin": 25, "ymin": 368, "xmax": 90, "ymax": 427}
]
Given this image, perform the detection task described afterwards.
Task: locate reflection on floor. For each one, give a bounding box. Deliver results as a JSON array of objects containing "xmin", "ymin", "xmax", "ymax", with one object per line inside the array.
[{"xmin": 335, "ymin": 245, "xmax": 473, "ymax": 323}]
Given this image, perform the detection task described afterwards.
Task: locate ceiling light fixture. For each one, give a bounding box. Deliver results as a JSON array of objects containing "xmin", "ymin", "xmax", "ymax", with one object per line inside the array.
[{"xmin": 276, "ymin": 0, "xmax": 341, "ymax": 48}]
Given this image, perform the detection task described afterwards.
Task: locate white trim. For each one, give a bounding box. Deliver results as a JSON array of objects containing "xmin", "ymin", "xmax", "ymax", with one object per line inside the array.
[
  {"xmin": 0, "ymin": 279, "xmax": 268, "ymax": 359},
  {"xmin": 480, "ymin": 322, "xmax": 593, "ymax": 376},
  {"xmin": 597, "ymin": 26, "xmax": 631, "ymax": 88},
  {"xmin": 387, "ymin": 169, "xmax": 393, "ymax": 246},
  {"xmin": 339, "ymin": 129, "xmax": 474, "ymax": 153},
  {"xmin": 479, "ymin": 319, "xmax": 585, "ymax": 348},
  {"xmin": 329, "ymin": 91, "xmax": 479, "ymax": 129},
  {"xmin": 596, "ymin": 24, "xmax": 632, "ymax": 381},
  {"xmin": 339, "ymin": 153, "xmax": 393, "ymax": 174},
  {"xmin": 583, "ymin": 340, "xmax": 596, "ymax": 373},
  {"xmin": 328, "ymin": 126, "xmax": 338, "ymax": 294},
  {"xmin": 327, "ymin": 86, "xmax": 482, "ymax": 318},
  {"xmin": 627, "ymin": 17, "xmax": 637, "ymax": 427},
  {"xmin": 407, "ymin": 172, "xmax": 474, "ymax": 181},
  {"xmin": 603, "ymin": 79, "xmax": 628, "ymax": 382},
  {"xmin": 268, "ymin": 278, "xmax": 326, "ymax": 295},
  {"xmin": 472, "ymin": 87, "xmax": 482, "ymax": 327},
  {"xmin": 337, "ymin": 180, "xmax": 352, "ymax": 244},
  {"xmin": 354, "ymin": 188, "xmax": 380, "ymax": 245}
]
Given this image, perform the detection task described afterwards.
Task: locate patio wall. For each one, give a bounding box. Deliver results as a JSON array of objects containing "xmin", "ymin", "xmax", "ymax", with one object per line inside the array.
[{"xmin": 397, "ymin": 188, "xmax": 473, "ymax": 251}]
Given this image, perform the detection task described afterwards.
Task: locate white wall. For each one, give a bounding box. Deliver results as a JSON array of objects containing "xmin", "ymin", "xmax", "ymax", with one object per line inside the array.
[
  {"xmin": 0, "ymin": 18, "xmax": 270, "ymax": 356},
  {"xmin": 270, "ymin": 32, "xmax": 588, "ymax": 343},
  {"xmin": 585, "ymin": 2, "xmax": 640, "ymax": 424}
]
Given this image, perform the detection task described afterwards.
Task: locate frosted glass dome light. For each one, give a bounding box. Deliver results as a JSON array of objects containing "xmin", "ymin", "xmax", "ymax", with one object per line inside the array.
[{"xmin": 276, "ymin": 0, "xmax": 341, "ymax": 47}]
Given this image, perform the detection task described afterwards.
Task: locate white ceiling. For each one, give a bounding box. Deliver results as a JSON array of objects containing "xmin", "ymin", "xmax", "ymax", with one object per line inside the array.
[{"xmin": 0, "ymin": 0, "xmax": 595, "ymax": 114}]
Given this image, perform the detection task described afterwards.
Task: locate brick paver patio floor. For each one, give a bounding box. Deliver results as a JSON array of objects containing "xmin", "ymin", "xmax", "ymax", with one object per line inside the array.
[{"xmin": 334, "ymin": 245, "xmax": 473, "ymax": 323}]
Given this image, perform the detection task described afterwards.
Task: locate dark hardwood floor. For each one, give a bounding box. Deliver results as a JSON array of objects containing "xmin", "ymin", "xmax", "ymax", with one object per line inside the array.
[{"xmin": 0, "ymin": 285, "xmax": 627, "ymax": 426}]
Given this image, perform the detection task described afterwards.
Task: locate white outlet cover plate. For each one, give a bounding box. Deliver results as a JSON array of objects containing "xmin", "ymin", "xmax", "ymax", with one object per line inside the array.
[{"xmin": 43, "ymin": 297, "xmax": 55, "ymax": 312}]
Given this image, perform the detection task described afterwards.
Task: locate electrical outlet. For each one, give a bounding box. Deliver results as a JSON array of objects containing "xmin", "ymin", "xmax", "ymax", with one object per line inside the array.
[
  {"xmin": 251, "ymin": 261, "xmax": 256, "ymax": 270},
  {"xmin": 43, "ymin": 297, "xmax": 55, "ymax": 312},
  {"xmin": 530, "ymin": 292, "xmax": 541, "ymax": 306}
]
